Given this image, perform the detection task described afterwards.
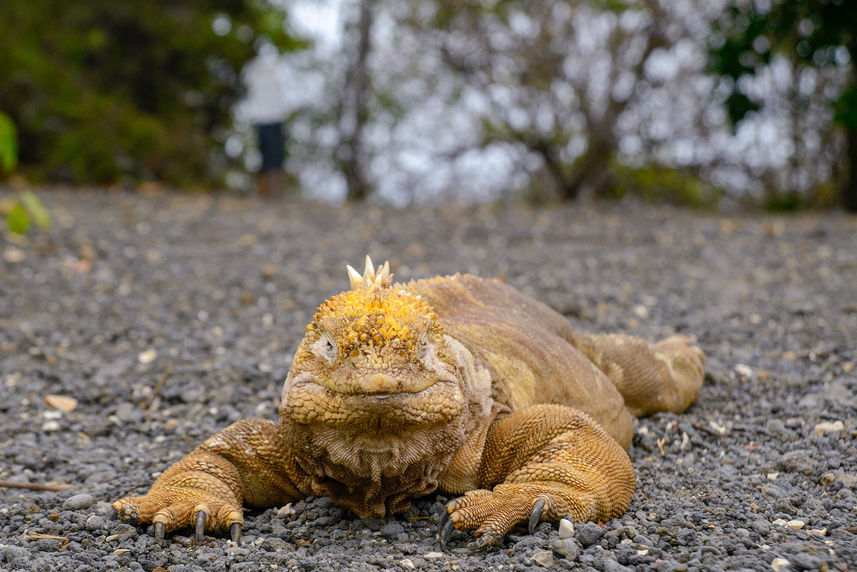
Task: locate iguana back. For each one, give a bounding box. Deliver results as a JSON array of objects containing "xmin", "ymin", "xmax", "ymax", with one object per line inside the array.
[{"xmin": 408, "ymin": 274, "xmax": 633, "ymax": 447}]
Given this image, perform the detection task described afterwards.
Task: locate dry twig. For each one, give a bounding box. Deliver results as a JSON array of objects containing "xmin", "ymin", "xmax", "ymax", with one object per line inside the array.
[{"xmin": 0, "ymin": 480, "xmax": 73, "ymax": 492}]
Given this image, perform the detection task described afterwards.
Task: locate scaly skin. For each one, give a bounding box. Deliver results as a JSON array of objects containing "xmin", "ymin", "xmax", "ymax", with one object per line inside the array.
[{"xmin": 112, "ymin": 257, "xmax": 705, "ymax": 546}]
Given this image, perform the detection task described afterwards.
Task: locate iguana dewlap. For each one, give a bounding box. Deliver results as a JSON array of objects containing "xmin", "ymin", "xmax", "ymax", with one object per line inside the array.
[{"xmin": 112, "ymin": 257, "xmax": 704, "ymax": 547}]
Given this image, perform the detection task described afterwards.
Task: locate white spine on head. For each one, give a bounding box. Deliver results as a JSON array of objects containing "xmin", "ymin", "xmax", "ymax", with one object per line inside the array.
[{"xmin": 346, "ymin": 256, "xmax": 393, "ymax": 290}]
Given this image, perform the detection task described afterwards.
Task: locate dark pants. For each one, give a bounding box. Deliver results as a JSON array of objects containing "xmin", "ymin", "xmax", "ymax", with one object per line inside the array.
[{"xmin": 257, "ymin": 122, "xmax": 285, "ymax": 173}]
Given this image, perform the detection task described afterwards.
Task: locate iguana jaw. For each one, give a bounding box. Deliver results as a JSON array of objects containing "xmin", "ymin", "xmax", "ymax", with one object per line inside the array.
[
  {"xmin": 280, "ymin": 369, "xmax": 464, "ymax": 429},
  {"xmin": 278, "ymin": 362, "xmax": 471, "ymax": 518}
]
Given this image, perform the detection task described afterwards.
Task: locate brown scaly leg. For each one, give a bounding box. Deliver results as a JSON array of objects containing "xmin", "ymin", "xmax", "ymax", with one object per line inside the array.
[
  {"xmin": 442, "ymin": 404, "xmax": 635, "ymax": 547},
  {"xmin": 575, "ymin": 333, "xmax": 705, "ymax": 417},
  {"xmin": 112, "ymin": 418, "xmax": 310, "ymax": 543}
]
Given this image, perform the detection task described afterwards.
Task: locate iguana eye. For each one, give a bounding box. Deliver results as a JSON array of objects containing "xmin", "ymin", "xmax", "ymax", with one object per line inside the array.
[{"xmin": 313, "ymin": 332, "xmax": 338, "ymax": 364}]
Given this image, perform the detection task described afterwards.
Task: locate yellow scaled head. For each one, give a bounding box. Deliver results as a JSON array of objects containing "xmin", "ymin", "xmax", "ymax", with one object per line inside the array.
[
  {"xmin": 308, "ymin": 256, "xmax": 441, "ymax": 371},
  {"xmin": 282, "ymin": 256, "xmax": 462, "ymax": 429}
]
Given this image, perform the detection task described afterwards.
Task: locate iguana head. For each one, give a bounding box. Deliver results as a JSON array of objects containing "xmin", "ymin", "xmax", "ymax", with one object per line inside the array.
[{"xmin": 281, "ymin": 256, "xmax": 463, "ymax": 432}]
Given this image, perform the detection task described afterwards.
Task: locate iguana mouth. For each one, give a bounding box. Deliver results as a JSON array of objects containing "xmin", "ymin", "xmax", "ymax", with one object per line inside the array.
[
  {"xmin": 285, "ymin": 370, "xmax": 453, "ymax": 397},
  {"xmin": 282, "ymin": 371, "xmax": 464, "ymax": 427}
]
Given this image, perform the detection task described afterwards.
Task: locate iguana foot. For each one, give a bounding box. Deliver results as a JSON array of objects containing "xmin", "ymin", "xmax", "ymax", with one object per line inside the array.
[
  {"xmin": 442, "ymin": 484, "xmax": 573, "ymax": 547},
  {"xmin": 113, "ymin": 486, "xmax": 243, "ymax": 543},
  {"xmin": 653, "ymin": 335, "xmax": 705, "ymax": 380}
]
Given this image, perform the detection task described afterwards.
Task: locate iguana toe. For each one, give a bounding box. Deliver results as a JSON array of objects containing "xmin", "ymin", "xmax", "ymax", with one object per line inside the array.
[
  {"xmin": 444, "ymin": 488, "xmax": 562, "ymax": 547},
  {"xmin": 112, "ymin": 500, "xmax": 141, "ymax": 525},
  {"xmin": 112, "ymin": 488, "xmax": 243, "ymax": 543}
]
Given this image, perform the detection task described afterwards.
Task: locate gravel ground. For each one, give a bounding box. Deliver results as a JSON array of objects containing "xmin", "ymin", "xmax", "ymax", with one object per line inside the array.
[{"xmin": 1, "ymin": 189, "xmax": 856, "ymax": 571}]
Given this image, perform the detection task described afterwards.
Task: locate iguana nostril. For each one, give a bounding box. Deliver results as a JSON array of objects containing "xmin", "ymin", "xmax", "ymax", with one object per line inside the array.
[{"xmin": 364, "ymin": 373, "xmax": 398, "ymax": 393}]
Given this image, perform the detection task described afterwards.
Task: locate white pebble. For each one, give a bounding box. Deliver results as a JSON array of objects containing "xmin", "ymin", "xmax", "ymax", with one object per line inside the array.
[
  {"xmin": 632, "ymin": 305, "xmax": 649, "ymax": 319},
  {"xmin": 735, "ymin": 364, "xmax": 753, "ymax": 377},
  {"xmin": 137, "ymin": 349, "xmax": 157, "ymax": 364},
  {"xmin": 42, "ymin": 420, "xmax": 60, "ymax": 432},
  {"xmin": 3, "ymin": 248, "xmax": 26, "ymax": 263},
  {"xmin": 771, "ymin": 557, "xmax": 790, "ymax": 571},
  {"xmin": 814, "ymin": 421, "xmax": 844, "ymax": 436},
  {"xmin": 277, "ymin": 503, "xmax": 295, "ymax": 517},
  {"xmin": 423, "ymin": 552, "xmax": 444, "ymax": 561},
  {"xmin": 558, "ymin": 518, "xmax": 575, "ymax": 539},
  {"xmin": 787, "ymin": 520, "xmax": 805, "ymax": 530}
]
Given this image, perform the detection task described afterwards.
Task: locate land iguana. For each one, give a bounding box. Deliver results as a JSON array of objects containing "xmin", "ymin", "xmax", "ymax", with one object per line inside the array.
[{"xmin": 112, "ymin": 257, "xmax": 704, "ymax": 547}]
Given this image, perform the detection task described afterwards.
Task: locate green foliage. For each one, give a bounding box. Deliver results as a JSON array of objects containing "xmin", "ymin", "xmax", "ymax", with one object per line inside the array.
[
  {"xmin": 606, "ymin": 162, "xmax": 723, "ymax": 209},
  {"xmin": 708, "ymin": 1, "xmax": 857, "ymax": 210},
  {"xmin": 764, "ymin": 180, "xmax": 840, "ymax": 211},
  {"xmin": 2, "ymin": 191, "xmax": 52, "ymax": 235},
  {"xmin": 0, "ymin": 111, "xmax": 16, "ymax": 175},
  {"xmin": 0, "ymin": 108, "xmax": 52, "ymax": 234},
  {"xmin": 708, "ymin": 0, "xmax": 857, "ymax": 127},
  {"xmin": 833, "ymin": 88, "xmax": 857, "ymax": 128},
  {"xmin": 0, "ymin": 1, "xmax": 302, "ymax": 186},
  {"xmin": 5, "ymin": 203, "xmax": 31, "ymax": 235}
]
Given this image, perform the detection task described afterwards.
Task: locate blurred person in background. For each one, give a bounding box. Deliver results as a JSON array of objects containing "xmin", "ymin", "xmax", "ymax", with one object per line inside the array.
[{"xmin": 243, "ymin": 45, "xmax": 288, "ymax": 197}]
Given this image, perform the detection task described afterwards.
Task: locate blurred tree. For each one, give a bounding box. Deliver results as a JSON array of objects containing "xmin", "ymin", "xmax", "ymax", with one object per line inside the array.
[
  {"xmin": 338, "ymin": 0, "xmax": 376, "ymax": 200},
  {"xmin": 398, "ymin": 0, "xmax": 685, "ymax": 201},
  {"xmin": 709, "ymin": 0, "xmax": 857, "ymax": 211},
  {"xmin": 0, "ymin": 1, "xmax": 301, "ymax": 187}
]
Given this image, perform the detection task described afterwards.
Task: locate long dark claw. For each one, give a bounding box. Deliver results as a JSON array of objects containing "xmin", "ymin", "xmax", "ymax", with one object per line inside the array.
[
  {"xmin": 154, "ymin": 521, "xmax": 165, "ymax": 544},
  {"xmin": 528, "ymin": 499, "xmax": 545, "ymax": 535},
  {"xmin": 230, "ymin": 522, "xmax": 242, "ymax": 545},
  {"xmin": 195, "ymin": 511, "xmax": 207, "ymax": 542},
  {"xmin": 439, "ymin": 509, "xmax": 450, "ymax": 529},
  {"xmin": 440, "ymin": 518, "xmax": 456, "ymax": 549}
]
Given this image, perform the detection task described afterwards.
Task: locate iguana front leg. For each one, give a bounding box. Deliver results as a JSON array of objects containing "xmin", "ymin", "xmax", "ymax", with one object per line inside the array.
[
  {"xmin": 112, "ymin": 418, "xmax": 310, "ymax": 542},
  {"xmin": 442, "ymin": 405, "xmax": 634, "ymax": 547}
]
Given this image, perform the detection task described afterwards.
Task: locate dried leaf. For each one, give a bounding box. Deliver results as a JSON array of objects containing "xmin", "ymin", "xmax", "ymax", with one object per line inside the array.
[{"xmin": 44, "ymin": 394, "xmax": 78, "ymax": 413}]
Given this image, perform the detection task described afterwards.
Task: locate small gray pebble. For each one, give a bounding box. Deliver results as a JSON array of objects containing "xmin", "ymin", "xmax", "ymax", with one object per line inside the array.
[
  {"xmin": 380, "ymin": 522, "xmax": 404, "ymax": 538},
  {"xmin": 63, "ymin": 493, "xmax": 96, "ymax": 510},
  {"xmin": 776, "ymin": 450, "xmax": 814, "ymax": 475},
  {"xmin": 261, "ymin": 537, "xmax": 289, "ymax": 551},
  {"xmin": 601, "ymin": 556, "xmax": 633, "ymax": 572},
  {"xmin": 362, "ymin": 518, "xmax": 385, "ymax": 531},
  {"xmin": 550, "ymin": 538, "xmax": 580, "ymax": 560},
  {"xmin": 1, "ymin": 545, "xmax": 30, "ymax": 563},
  {"xmin": 577, "ymin": 522, "xmax": 605, "ymax": 546},
  {"xmin": 107, "ymin": 523, "xmax": 138, "ymax": 542},
  {"xmin": 85, "ymin": 515, "xmax": 107, "ymax": 531}
]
